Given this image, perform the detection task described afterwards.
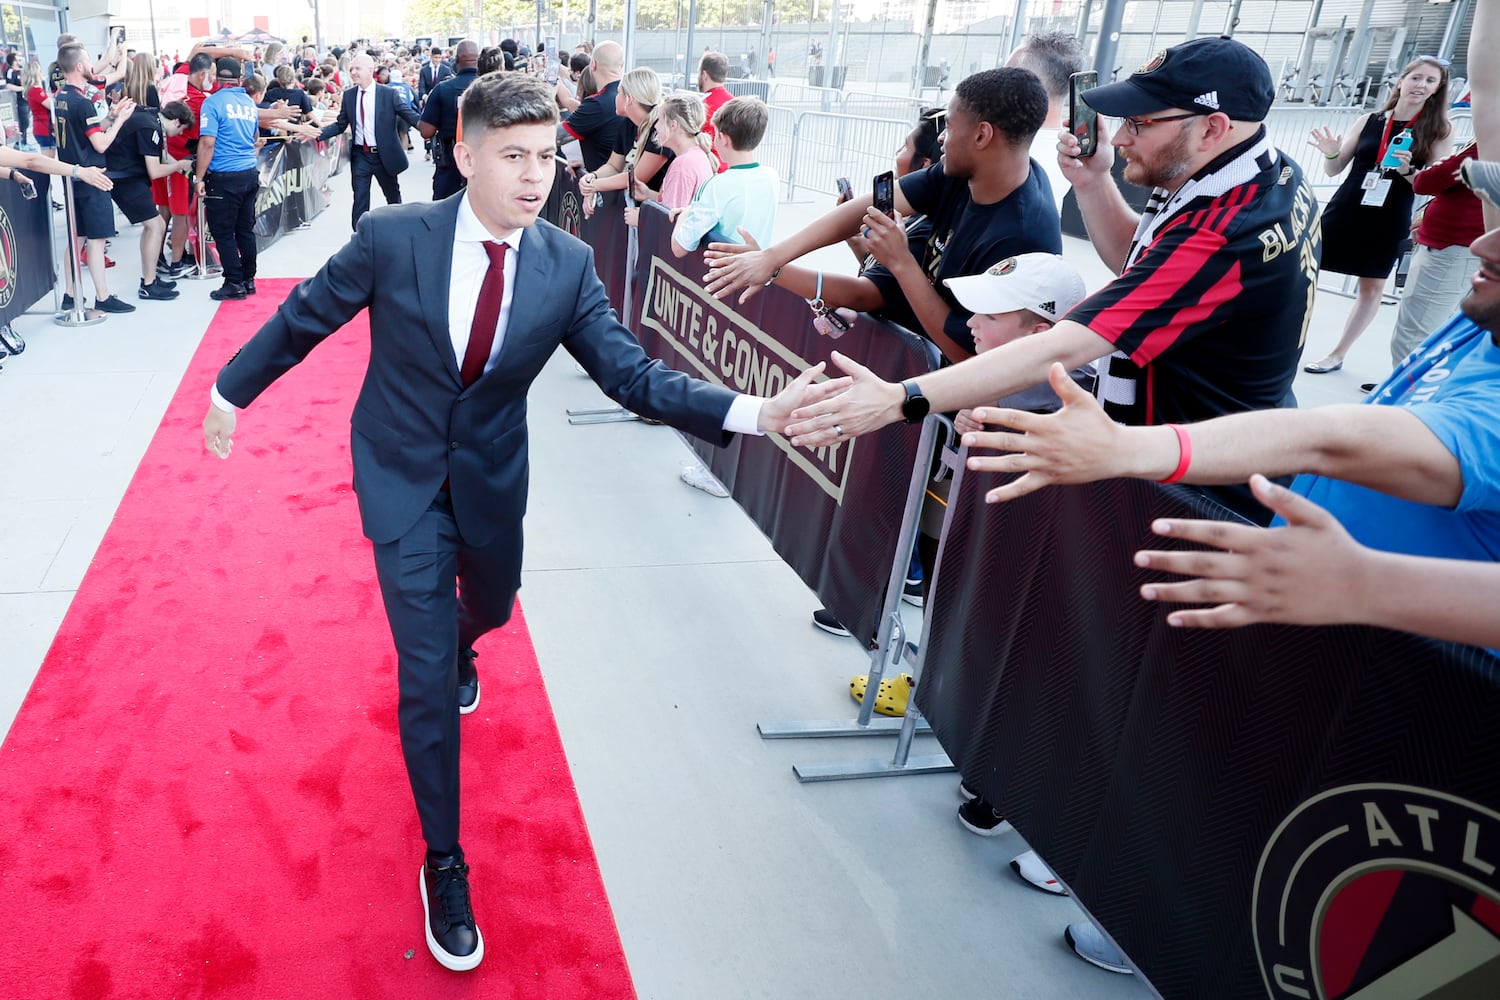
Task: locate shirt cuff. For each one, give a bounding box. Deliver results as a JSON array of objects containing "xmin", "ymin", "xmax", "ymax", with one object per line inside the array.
[
  {"xmin": 210, "ymin": 384, "xmax": 238, "ymax": 413},
  {"xmin": 724, "ymin": 395, "xmax": 765, "ymax": 436}
]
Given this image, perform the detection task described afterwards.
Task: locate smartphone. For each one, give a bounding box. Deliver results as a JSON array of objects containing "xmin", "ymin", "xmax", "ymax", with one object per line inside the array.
[
  {"xmin": 1380, "ymin": 130, "xmax": 1413, "ymax": 169},
  {"xmin": 113, "ymin": 26, "xmax": 126, "ymax": 43},
  {"xmin": 872, "ymin": 170, "xmax": 894, "ymax": 217},
  {"xmin": 1069, "ymin": 70, "xmax": 1099, "ymax": 157},
  {"xmin": 836, "ymin": 176, "xmax": 852, "ymax": 201}
]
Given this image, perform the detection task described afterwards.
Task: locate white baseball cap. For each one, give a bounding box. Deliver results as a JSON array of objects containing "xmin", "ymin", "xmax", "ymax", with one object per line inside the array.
[{"xmin": 943, "ymin": 253, "xmax": 1087, "ymax": 323}]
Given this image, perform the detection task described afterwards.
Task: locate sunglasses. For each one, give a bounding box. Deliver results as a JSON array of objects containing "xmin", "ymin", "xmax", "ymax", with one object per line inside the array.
[{"xmin": 1415, "ymin": 55, "xmax": 1452, "ymax": 69}]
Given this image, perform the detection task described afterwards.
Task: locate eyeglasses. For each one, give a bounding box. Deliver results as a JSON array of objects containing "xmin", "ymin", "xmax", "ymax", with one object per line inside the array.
[
  {"xmin": 1114, "ymin": 112, "xmax": 1200, "ymax": 137},
  {"xmin": 1416, "ymin": 55, "xmax": 1452, "ymax": 69}
]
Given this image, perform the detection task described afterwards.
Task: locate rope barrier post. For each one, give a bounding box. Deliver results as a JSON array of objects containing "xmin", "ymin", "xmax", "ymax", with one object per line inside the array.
[
  {"xmin": 53, "ymin": 176, "xmax": 104, "ymax": 327},
  {"xmin": 180, "ymin": 181, "xmax": 223, "ymax": 280},
  {"xmin": 756, "ymin": 414, "xmax": 950, "ymax": 758},
  {"xmin": 789, "ymin": 429, "xmax": 967, "ymax": 783}
]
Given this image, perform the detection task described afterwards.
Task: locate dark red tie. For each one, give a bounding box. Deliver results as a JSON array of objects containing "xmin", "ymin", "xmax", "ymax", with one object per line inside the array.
[
  {"xmin": 459, "ymin": 242, "xmax": 508, "ymax": 386},
  {"xmin": 358, "ymin": 89, "xmax": 367, "ymax": 143}
]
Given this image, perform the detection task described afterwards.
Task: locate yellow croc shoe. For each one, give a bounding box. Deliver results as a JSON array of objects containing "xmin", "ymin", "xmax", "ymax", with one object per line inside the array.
[{"xmin": 848, "ymin": 672, "xmax": 914, "ymax": 717}]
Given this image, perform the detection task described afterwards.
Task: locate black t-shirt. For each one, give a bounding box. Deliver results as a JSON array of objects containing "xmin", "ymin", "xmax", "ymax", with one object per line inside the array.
[
  {"xmin": 864, "ymin": 160, "xmax": 1063, "ymax": 355},
  {"xmin": 265, "ymin": 86, "xmax": 312, "ymax": 116},
  {"xmin": 610, "ymin": 117, "xmax": 672, "ymax": 192},
  {"xmin": 563, "ymin": 79, "xmax": 621, "ymax": 173},
  {"xmin": 103, "ymin": 106, "xmax": 163, "ymax": 180},
  {"xmin": 53, "ymin": 84, "xmax": 108, "ymax": 167},
  {"xmin": 418, "ymin": 67, "xmax": 477, "ymax": 143}
]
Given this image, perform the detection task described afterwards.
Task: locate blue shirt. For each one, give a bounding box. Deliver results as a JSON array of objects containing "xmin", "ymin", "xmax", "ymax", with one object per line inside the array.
[
  {"xmin": 1290, "ymin": 315, "xmax": 1500, "ymax": 562},
  {"xmin": 199, "ymin": 87, "xmax": 260, "ymax": 172}
]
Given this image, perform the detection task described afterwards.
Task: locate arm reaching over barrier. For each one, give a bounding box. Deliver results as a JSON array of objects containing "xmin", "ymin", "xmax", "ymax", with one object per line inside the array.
[
  {"xmin": 1138, "ymin": 474, "xmax": 1500, "ymax": 648},
  {"xmin": 960, "ymin": 364, "xmax": 1464, "ymax": 508}
]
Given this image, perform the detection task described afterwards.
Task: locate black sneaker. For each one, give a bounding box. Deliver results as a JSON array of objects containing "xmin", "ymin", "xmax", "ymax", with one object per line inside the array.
[
  {"xmin": 59, "ymin": 293, "xmax": 75, "ymax": 312},
  {"xmin": 957, "ymin": 796, "xmax": 1010, "ymax": 836},
  {"xmin": 139, "ymin": 279, "xmax": 180, "ymax": 301},
  {"xmin": 155, "ymin": 275, "xmax": 178, "ymax": 290},
  {"xmin": 812, "ymin": 608, "xmax": 852, "ymax": 637},
  {"xmin": 163, "ymin": 260, "xmax": 190, "ymax": 279},
  {"xmin": 958, "ymin": 780, "xmax": 979, "ymax": 802},
  {"xmin": 243, "ymin": 278, "xmax": 257, "ymax": 295},
  {"xmin": 210, "ymin": 281, "xmax": 247, "ymax": 301},
  {"xmin": 457, "ymin": 648, "xmax": 480, "ymax": 715},
  {"xmin": 95, "ymin": 295, "xmax": 136, "ymax": 314},
  {"xmin": 901, "ymin": 578, "xmax": 925, "ymax": 608},
  {"xmin": 420, "ymin": 849, "xmax": 484, "ymax": 971},
  {"xmin": 1359, "ymin": 382, "xmax": 1376, "ymax": 394}
]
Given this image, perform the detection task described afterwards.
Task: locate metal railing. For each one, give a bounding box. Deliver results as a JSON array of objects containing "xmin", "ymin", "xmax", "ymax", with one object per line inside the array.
[{"xmin": 784, "ymin": 111, "xmax": 912, "ymax": 201}]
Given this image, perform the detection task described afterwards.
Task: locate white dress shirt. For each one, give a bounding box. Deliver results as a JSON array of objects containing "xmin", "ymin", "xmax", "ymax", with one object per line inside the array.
[
  {"xmin": 355, "ymin": 86, "xmax": 376, "ymax": 146},
  {"xmin": 212, "ymin": 190, "xmax": 767, "ymax": 434}
]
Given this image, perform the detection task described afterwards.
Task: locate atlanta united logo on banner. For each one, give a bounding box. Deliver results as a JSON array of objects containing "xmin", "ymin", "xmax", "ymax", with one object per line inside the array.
[
  {"xmin": 559, "ymin": 191, "xmax": 583, "ymax": 239},
  {"xmin": 1253, "ymin": 784, "xmax": 1500, "ymax": 999},
  {"xmin": 0, "ymin": 205, "xmax": 16, "ymax": 311}
]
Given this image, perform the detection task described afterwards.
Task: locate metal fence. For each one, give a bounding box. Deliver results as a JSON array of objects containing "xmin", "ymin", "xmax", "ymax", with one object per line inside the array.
[{"xmin": 784, "ymin": 112, "xmax": 913, "ymax": 200}]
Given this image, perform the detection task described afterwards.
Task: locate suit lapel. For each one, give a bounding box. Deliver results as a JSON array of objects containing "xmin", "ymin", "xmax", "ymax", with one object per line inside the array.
[
  {"xmin": 495, "ymin": 227, "xmax": 553, "ymax": 365},
  {"xmin": 415, "ymin": 199, "xmax": 464, "ymax": 387}
]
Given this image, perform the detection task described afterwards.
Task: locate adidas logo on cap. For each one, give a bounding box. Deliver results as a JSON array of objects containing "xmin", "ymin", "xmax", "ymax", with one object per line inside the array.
[{"xmin": 1195, "ymin": 91, "xmax": 1220, "ymax": 110}]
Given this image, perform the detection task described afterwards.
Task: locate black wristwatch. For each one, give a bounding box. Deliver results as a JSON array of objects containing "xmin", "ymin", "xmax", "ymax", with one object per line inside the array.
[{"xmin": 899, "ymin": 380, "xmax": 929, "ymax": 424}]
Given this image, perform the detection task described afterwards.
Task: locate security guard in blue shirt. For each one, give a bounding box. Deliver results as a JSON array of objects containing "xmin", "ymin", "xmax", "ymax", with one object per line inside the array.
[
  {"xmin": 417, "ymin": 40, "xmax": 479, "ymax": 200},
  {"xmin": 194, "ymin": 56, "xmax": 261, "ymax": 301}
]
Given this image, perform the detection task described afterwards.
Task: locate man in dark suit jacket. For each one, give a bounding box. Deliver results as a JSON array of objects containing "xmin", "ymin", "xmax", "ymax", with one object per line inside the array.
[
  {"xmin": 318, "ymin": 52, "xmax": 422, "ymax": 229},
  {"xmin": 201, "ymin": 72, "xmax": 837, "ymax": 974},
  {"xmin": 417, "ymin": 46, "xmax": 452, "ymax": 107}
]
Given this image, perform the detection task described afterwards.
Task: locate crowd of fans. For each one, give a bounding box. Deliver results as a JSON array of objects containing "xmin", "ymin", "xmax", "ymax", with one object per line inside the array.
[{"xmin": 4, "ymin": 12, "xmax": 1499, "ymax": 982}]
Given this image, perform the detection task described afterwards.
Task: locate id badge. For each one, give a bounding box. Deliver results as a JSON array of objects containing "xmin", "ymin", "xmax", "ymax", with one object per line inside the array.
[
  {"xmin": 1361, "ymin": 178, "xmax": 1391, "ymax": 207},
  {"xmin": 1360, "ymin": 170, "xmax": 1381, "ymax": 191}
]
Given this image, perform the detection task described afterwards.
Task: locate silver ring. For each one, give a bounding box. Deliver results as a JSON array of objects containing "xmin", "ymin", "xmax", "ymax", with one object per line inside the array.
[{"xmin": 833, "ymin": 424, "xmax": 844, "ymax": 438}]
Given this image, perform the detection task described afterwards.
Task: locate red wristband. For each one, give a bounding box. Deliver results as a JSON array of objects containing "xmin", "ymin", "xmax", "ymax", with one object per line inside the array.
[{"xmin": 1157, "ymin": 424, "xmax": 1192, "ymax": 484}]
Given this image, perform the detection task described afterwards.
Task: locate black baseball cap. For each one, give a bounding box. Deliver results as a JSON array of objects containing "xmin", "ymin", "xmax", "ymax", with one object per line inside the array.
[
  {"xmin": 215, "ymin": 56, "xmax": 242, "ymax": 79},
  {"xmin": 1082, "ymin": 36, "xmax": 1274, "ymax": 122}
]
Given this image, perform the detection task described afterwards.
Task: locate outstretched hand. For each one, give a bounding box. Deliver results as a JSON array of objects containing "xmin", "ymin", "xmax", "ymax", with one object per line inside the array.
[
  {"xmin": 703, "ymin": 230, "xmax": 774, "ymax": 305},
  {"xmin": 1135, "ymin": 475, "xmax": 1368, "ymax": 630},
  {"xmin": 203, "ymin": 404, "xmax": 236, "ymax": 459},
  {"xmin": 785, "ymin": 351, "xmax": 903, "ymax": 447},
  {"xmin": 757, "ymin": 361, "xmax": 852, "ymax": 434},
  {"xmin": 962, "ymin": 363, "xmax": 1125, "ymax": 503}
]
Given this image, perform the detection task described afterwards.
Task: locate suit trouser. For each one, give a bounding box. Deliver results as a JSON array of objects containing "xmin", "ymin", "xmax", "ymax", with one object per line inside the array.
[
  {"xmin": 351, "ymin": 147, "xmax": 402, "ymax": 230},
  {"xmin": 370, "ymin": 490, "xmax": 518, "ymax": 853},
  {"xmin": 204, "ymin": 169, "xmax": 259, "ymax": 285}
]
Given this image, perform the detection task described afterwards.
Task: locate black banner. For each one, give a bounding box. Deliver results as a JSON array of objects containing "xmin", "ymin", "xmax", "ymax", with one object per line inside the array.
[
  {"xmin": 917, "ymin": 472, "xmax": 1500, "ymax": 998},
  {"xmin": 0, "ymin": 170, "xmax": 55, "ymax": 327},
  {"xmin": 253, "ymin": 134, "xmax": 345, "ymax": 251},
  {"xmin": 631, "ymin": 201, "xmax": 934, "ymax": 646},
  {"xmin": 546, "ymin": 165, "xmax": 631, "ymax": 319}
]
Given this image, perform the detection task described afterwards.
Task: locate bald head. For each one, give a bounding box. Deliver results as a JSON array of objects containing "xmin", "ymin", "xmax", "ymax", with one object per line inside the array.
[
  {"xmin": 592, "ymin": 40, "xmax": 623, "ymax": 80},
  {"xmin": 455, "ymin": 40, "xmax": 479, "ymax": 68}
]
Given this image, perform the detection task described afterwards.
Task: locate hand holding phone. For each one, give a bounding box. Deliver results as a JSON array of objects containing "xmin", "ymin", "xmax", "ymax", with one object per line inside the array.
[
  {"xmin": 872, "ymin": 171, "xmax": 894, "ymax": 217},
  {"xmin": 1069, "ymin": 71, "xmax": 1099, "ymax": 157}
]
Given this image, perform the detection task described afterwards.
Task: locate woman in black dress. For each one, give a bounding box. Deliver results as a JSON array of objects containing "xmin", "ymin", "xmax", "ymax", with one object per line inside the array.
[{"xmin": 1304, "ymin": 57, "xmax": 1452, "ymax": 373}]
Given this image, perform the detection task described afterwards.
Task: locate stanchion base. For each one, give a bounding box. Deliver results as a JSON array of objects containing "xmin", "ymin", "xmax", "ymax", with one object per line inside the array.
[
  {"xmin": 179, "ymin": 267, "xmax": 225, "ymax": 281},
  {"xmin": 54, "ymin": 308, "xmax": 106, "ymax": 327},
  {"xmin": 758, "ymin": 717, "xmax": 933, "ymax": 739},
  {"xmin": 566, "ymin": 406, "xmax": 640, "ymax": 425},
  {"xmin": 793, "ymin": 752, "xmax": 954, "ymax": 783}
]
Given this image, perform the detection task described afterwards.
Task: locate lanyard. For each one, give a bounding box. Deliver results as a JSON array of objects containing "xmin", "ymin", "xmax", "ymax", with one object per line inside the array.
[{"xmin": 1377, "ymin": 110, "xmax": 1420, "ymax": 165}]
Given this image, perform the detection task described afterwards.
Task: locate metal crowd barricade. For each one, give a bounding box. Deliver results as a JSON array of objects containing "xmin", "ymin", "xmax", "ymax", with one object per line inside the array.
[
  {"xmin": 179, "ymin": 184, "xmax": 224, "ymax": 281},
  {"xmin": 1263, "ymin": 104, "xmax": 1365, "ymax": 197},
  {"xmin": 839, "ymin": 91, "xmax": 930, "ymax": 123},
  {"xmin": 785, "ymin": 111, "xmax": 911, "ymax": 200},
  {"xmin": 758, "ymin": 414, "xmax": 961, "ymax": 783},
  {"xmin": 53, "ymin": 176, "xmax": 103, "ymax": 328},
  {"xmin": 757, "ymin": 106, "xmax": 798, "ymax": 194}
]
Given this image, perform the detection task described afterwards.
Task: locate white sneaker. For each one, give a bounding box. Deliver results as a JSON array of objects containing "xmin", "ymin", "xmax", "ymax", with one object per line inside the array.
[
  {"xmin": 680, "ymin": 463, "xmax": 729, "ymax": 498},
  {"xmin": 1009, "ymin": 849, "xmax": 1068, "ymax": 895}
]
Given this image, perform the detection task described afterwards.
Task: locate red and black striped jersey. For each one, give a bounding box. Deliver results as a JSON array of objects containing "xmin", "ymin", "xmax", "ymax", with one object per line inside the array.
[{"xmin": 1067, "ymin": 127, "xmax": 1320, "ymax": 429}]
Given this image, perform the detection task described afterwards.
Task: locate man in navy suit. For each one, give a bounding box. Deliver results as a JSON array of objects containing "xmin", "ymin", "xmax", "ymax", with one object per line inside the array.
[
  {"xmin": 201, "ymin": 72, "xmax": 839, "ymax": 972},
  {"xmin": 318, "ymin": 52, "xmax": 422, "ymax": 229}
]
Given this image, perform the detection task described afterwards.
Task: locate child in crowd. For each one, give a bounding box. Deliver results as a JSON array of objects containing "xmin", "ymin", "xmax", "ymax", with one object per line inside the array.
[
  {"xmin": 670, "ymin": 96, "xmax": 777, "ymax": 257},
  {"xmin": 625, "ymin": 91, "xmax": 717, "ymax": 227}
]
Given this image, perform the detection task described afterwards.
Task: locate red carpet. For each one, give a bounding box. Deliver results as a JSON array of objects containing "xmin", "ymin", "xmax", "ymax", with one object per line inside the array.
[{"xmin": 0, "ymin": 281, "xmax": 636, "ymax": 999}]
